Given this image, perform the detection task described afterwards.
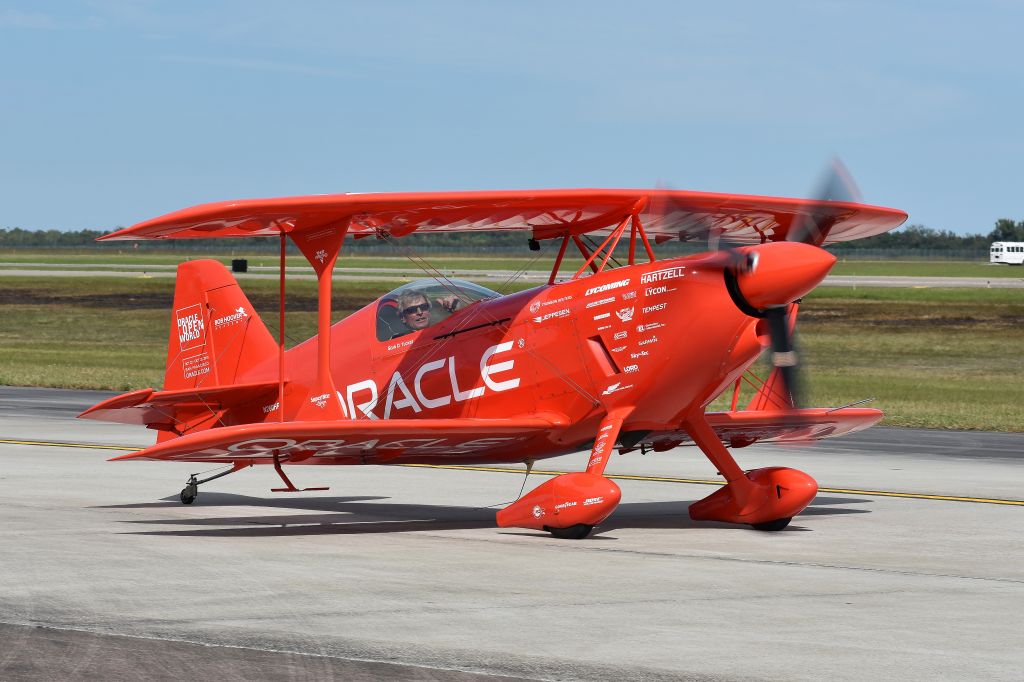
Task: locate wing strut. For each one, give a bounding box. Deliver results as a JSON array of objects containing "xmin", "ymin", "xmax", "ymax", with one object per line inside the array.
[
  {"xmin": 278, "ymin": 230, "xmax": 286, "ymax": 422},
  {"xmin": 288, "ymin": 221, "xmax": 351, "ymax": 420}
]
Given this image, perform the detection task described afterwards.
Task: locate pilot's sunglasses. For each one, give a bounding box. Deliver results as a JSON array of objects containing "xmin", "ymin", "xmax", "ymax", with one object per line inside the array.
[{"xmin": 402, "ymin": 303, "xmax": 430, "ymax": 316}]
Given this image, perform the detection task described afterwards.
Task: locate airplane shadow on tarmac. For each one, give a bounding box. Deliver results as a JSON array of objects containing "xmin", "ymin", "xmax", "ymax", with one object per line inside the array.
[{"xmin": 104, "ymin": 493, "xmax": 871, "ymax": 539}]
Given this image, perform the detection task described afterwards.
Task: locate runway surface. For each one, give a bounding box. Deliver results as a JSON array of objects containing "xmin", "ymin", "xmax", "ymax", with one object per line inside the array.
[
  {"xmin": 1, "ymin": 386, "xmax": 1022, "ymax": 681},
  {"xmin": 2, "ymin": 264, "xmax": 1023, "ymax": 287}
]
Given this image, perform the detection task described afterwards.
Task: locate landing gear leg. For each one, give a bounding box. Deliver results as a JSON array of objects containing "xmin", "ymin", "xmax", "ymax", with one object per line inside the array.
[{"xmin": 178, "ymin": 462, "xmax": 249, "ymax": 505}]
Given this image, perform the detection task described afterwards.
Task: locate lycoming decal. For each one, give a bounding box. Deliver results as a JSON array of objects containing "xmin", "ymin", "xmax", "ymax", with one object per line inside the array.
[
  {"xmin": 175, "ymin": 304, "xmax": 205, "ymax": 351},
  {"xmin": 585, "ymin": 279, "xmax": 630, "ymax": 297},
  {"xmin": 641, "ymin": 266, "xmax": 686, "ymax": 284}
]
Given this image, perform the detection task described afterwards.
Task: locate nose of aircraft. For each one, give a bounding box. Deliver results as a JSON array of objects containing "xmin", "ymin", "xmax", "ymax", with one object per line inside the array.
[{"xmin": 734, "ymin": 242, "xmax": 836, "ymax": 309}]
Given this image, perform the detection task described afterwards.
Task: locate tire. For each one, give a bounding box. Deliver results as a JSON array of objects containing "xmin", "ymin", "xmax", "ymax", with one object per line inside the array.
[
  {"xmin": 180, "ymin": 488, "xmax": 196, "ymax": 505},
  {"xmin": 545, "ymin": 524, "xmax": 594, "ymax": 540},
  {"xmin": 751, "ymin": 517, "xmax": 792, "ymax": 531}
]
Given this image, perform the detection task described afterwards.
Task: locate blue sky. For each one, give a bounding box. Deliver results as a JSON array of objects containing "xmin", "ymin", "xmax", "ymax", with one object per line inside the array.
[{"xmin": 1, "ymin": 1, "xmax": 1020, "ymax": 235}]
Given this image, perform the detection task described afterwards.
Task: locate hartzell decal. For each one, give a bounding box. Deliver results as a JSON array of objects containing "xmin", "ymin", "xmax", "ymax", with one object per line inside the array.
[
  {"xmin": 344, "ymin": 341, "xmax": 520, "ymax": 419},
  {"xmin": 640, "ymin": 266, "xmax": 686, "ymax": 284},
  {"xmin": 585, "ymin": 278, "xmax": 630, "ymax": 297},
  {"xmin": 175, "ymin": 304, "xmax": 205, "ymax": 351}
]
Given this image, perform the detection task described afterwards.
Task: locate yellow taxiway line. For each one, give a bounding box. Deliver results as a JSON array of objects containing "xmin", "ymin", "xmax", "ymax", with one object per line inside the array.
[{"xmin": 3, "ymin": 438, "xmax": 1023, "ymax": 507}]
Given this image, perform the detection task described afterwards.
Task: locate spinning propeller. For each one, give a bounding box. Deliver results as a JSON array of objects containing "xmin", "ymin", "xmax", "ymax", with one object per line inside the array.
[{"xmin": 651, "ymin": 159, "xmax": 861, "ymax": 409}]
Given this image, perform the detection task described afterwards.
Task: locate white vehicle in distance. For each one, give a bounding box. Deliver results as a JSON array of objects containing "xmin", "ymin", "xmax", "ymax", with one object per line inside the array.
[{"xmin": 990, "ymin": 242, "xmax": 1024, "ymax": 265}]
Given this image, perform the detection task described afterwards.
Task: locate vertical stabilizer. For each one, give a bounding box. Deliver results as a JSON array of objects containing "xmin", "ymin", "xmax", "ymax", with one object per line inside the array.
[{"xmin": 165, "ymin": 260, "xmax": 277, "ymax": 391}]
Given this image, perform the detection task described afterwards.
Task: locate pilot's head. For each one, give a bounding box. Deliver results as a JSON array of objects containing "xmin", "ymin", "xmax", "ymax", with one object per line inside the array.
[{"xmin": 398, "ymin": 292, "xmax": 431, "ymax": 331}]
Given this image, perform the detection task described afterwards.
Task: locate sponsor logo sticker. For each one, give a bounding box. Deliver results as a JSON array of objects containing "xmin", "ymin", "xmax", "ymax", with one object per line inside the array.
[
  {"xmin": 585, "ymin": 278, "xmax": 630, "ymax": 297},
  {"xmin": 615, "ymin": 307, "xmax": 635, "ymax": 322},
  {"xmin": 641, "ymin": 266, "xmax": 686, "ymax": 284},
  {"xmin": 175, "ymin": 304, "xmax": 206, "ymax": 351}
]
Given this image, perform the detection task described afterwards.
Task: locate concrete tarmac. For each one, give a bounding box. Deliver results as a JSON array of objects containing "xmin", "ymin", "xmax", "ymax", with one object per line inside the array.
[{"xmin": 1, "ymin": 386, "xmax": 1022, "ymax": 681}]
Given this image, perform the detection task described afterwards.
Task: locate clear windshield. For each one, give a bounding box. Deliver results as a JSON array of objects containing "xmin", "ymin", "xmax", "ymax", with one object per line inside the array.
[{"xmin": 375, "ymin": 278, "xmax": 500, "ymax": 341}]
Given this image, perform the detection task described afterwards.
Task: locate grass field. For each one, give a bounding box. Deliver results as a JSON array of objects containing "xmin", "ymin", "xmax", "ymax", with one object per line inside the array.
[
  {"xmin": 2, "ymin": 249, "xmax": 1022, "ymax": 278},
  {"xmin": 1, "ymin": 275, "xmax": 1021, "ymax": 431}
]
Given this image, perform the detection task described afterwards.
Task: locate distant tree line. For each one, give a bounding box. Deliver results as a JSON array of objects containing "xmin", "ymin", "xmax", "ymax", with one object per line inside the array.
[{"xmin": 2, "ymin": 219, "xmax": 1023, "ymax": 252}]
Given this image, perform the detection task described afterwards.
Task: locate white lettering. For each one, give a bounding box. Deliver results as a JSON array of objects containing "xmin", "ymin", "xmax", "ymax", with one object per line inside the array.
[
  {"xmin": 585, "ymin": 296, "xmax": 615, "ymax": 309},
  {"xmin": 414, "ymin": 358, "xmax": 451, "ymax": 409},
  {"xmin": 383, "ymin": 371, "xmax": 422, "ymax": 419},
  {"xmin": 346, "ymin": 379, "xmax": 379, "ymax": 419},
  {"xmin": 481, "ymin": 341, "xmax": 520, "ymax": 392},
  {"xmin": 449, "ymin": 357, "xmax": 484, "ymax": 401},
  {"xmin": 641, "ymin": 266, "xmax": 686, "ymax": 284},
  {"xmin": 643, "ymin": 303, "xmax": 668, "ymax": 314},
  {"xmin": 585, "ymin": 278, "xmax": 630, "ymax": 296}
]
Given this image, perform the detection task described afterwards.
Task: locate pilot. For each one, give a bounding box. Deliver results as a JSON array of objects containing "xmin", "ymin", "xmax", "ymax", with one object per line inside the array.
[{"xmin": 396, "ymin": 291, "xmax": 461, "ymax": 335}]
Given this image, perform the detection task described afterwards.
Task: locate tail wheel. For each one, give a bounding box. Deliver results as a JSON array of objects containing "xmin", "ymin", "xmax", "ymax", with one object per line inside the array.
[
  {"xmin": 751, "ymin": 517, "xmax": 792, "ymax": 532},
  {"xmin": 545, "ymin": 524, "xmax": 594, "ymax": 540}
]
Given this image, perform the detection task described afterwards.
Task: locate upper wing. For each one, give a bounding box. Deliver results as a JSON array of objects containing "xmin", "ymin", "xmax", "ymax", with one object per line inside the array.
[
  {"xmin": 637, "ymin": 408, "xmax": 883, "ymax": 451},
  {"xmin": 110, "ymin": 414, "xmax": 569, "ymax": 464},
  {"xmin": 100, "ymin": 189, "xmax": 906, "ymax": 246}
]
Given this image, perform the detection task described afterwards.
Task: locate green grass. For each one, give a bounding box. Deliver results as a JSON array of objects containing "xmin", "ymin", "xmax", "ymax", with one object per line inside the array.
[
  {"xmin": 4, "ymin": 249, "xmax": 1022, "ymax": 278},
  {"xmin": 829, "ymin": 260, "xmax": 1023, "ymax": 278},
  {"xmin": 1, "ymin": 275, "xmax": 1021, "ymax": 431}
]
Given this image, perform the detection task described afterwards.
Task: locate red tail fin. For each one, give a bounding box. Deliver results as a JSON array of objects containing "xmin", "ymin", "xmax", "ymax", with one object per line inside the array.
[{"xmin": 166, "ymin": 260, "xmax": 277, "ymax": 391}]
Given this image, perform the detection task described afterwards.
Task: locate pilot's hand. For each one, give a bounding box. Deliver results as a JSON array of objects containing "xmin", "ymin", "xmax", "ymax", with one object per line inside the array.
[{"xmin": 436, "ymin": 295, "xmax": 460, "ymax": 313}]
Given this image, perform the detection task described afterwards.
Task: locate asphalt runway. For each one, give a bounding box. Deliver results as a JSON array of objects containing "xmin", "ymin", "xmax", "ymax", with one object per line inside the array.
[
  {"xmin": 1, "ymin": 386, "xmax": 1022, "ymax": 681},
  {"xmin": 2, "ymin": 264, "xmax": 1023, "ymax": 287}
]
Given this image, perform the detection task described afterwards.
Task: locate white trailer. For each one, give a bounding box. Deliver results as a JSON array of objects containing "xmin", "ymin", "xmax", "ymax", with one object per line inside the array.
[{"xmin": 990, "ymin": 242, "xmax": 1024, "ymax": 265}]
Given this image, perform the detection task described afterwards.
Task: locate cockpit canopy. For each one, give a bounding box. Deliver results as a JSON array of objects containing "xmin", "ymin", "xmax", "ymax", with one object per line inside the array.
[{"xmin": 376, "ymin": 278, "xmax": 500, "ymax": 341}]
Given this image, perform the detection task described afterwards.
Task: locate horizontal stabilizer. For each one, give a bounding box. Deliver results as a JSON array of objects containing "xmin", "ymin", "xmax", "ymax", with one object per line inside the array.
[
  {"xmin": 110, "ymin": 413, "xmax": 569, "ymax": 463},
  {"xmin": 78, "ymin": 381, "xmax": 282, "ymax": 428}
]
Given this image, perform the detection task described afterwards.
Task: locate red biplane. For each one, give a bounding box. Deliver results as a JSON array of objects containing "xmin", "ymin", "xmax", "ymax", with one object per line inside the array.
[{"xmin": 80, "ymin": 187, "xmax": 906, "ymax": 539}]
